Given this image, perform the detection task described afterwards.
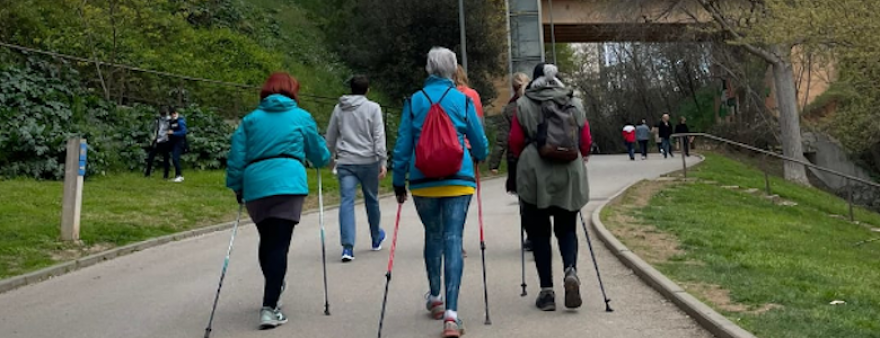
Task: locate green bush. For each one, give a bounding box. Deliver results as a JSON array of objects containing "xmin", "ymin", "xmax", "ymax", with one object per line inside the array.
[{"xmin": 0, "ymin": 55, "xmax": 233, "ymax": 179}]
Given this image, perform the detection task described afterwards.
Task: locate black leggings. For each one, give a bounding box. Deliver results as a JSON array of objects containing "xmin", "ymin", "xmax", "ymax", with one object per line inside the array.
[
  {"xmin": 521, "ymin": 202, "xmax": 578, "ymax": 288},
  {"xmin": 256, "ymin": 218, "xmax": 297, "ymax": 308}
]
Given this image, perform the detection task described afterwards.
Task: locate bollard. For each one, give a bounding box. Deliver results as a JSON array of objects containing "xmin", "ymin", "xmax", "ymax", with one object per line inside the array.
[
  {"xmin": 680, "ymin": 136, "xmax": 687, "ymax": 178},
  {"xmin": 847, "ymin": 178, "xmax": 854, "ymax": 222},
  {"xmin": 61, "ymin": 138, "xmax": 87, "ymax": 242}
]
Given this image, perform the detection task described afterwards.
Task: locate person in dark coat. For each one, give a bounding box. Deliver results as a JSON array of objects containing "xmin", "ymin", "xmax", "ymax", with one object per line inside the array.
[{"xmin": 675, "ymin": 116, "xmax": 692, "ymax": 157}]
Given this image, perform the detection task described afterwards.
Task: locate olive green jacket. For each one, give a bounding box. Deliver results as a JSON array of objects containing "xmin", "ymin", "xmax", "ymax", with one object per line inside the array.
[{"xmin": 514, "ymin": 85, "xmax": 590, "ymax": 211}]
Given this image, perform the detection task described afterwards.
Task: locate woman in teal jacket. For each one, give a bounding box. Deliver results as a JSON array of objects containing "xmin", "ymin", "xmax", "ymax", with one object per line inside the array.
[
  {"xmin": 392, "ymin": 47, "xmax": 489, "ymax": 338},
  {"xmin": 225, "ymin": 72, "xmax": 331, "ymax": 330}
]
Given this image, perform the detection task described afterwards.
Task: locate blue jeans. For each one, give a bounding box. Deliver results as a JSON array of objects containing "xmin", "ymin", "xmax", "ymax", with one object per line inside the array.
[
  {"xmin": 625, "ymin": 141, "xmax": 635, "ymax": 160},
  {"xmin": 413, "ymin": 194, "xmax": 472, "ymax": 312},
  {"xmin": 337, "ymin": 163, "xmax": 382, "ymax": 249},
  {"xmin": 661, "ymin": 138, "xmax": 673, "ymax": 158}
]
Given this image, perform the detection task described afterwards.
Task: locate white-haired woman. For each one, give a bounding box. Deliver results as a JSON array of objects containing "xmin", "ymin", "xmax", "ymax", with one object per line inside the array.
[
  {"xmin": 392, "ymin": 47, "xmax": 489, "ymax": 338},
  {"xmin": 508, "ymin": 63, "xmax": 592, "ymax": 312}
]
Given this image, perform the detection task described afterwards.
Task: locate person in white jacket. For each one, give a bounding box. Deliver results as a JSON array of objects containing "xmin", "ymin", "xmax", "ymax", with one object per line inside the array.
[{"xmin": 325, "ymin": 75, "xmax": 388, "ymax": 262}]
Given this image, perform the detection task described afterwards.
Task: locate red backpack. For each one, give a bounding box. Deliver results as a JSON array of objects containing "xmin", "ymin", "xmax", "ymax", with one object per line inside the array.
[{"xmin": 413, "ymin": 88, "xmax": 467, "ymax": 178}]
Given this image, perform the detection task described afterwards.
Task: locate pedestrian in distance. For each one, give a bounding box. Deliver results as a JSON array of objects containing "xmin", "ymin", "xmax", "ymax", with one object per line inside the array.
[
  {"xmin": 325, "ymin": 74, "xmax": 388, "ymax": 263},
  {"xmin": 675, "ymin": 116, "xmax": 692, "ymax": 157},
  {"xmin": 455, "ymin": 65, "xmax": 484, "ymax": 121},
  {"xmin": 657, "ymin": 113, "xmax": 674, "ymax": 159},
  {"xmin": 145, "ymin": 107, "xmax": 172, "ymax": 178},
  {"xmin": 168, "ymin": 107, "xmax": 188, "ymax": 182},
  {"xmin": 635, "ymin": 119, "xmax": 651, "ymax": 160},
  {"xmin": 488, "ymin": 72, "xmax": 533, "ymax": 251},
  {"xmin": 509, "ymin": 63, "xmax": 592, "ymax": 312},
  {"xmin": 622, "ymin": 122, "xmax": 636, "ymax": 161},
  {"xmin": 225, "ymin": 72, "xmax": 332, "ymax": 330},
  {"xmin": 392, "ymin": 47, "xmax": 489, "ymax": 338}
]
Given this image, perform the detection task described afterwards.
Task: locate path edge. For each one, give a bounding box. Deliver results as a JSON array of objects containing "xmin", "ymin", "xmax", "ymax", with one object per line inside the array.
[
  {"xmin": 589, "ymin": 165, "xmax": 759, "ymax": 338},
  {"xmin": 0, "ymin": 191, "xmax": 395, "ymax": 294}
]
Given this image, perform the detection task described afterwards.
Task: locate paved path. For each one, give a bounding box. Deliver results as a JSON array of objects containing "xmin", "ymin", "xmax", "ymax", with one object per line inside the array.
[{"xmin": 0, "ymin": 155, "xmax": 708, "ymax": 338}]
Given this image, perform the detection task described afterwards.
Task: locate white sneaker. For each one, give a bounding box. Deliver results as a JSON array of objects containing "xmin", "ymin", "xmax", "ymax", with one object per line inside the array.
[
  {"xmin": 173, "ymin": 176, "xmax": 184, "ymax": 182},
  {"xmin": 259, "ymin": 306, "xmax": 288, "ymax": 330}
]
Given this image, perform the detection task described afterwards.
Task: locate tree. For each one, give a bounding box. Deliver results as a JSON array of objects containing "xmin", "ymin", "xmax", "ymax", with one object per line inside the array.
[{"xmin": 328, "ymin": 0, "xmax": 508, "ymax": 104}]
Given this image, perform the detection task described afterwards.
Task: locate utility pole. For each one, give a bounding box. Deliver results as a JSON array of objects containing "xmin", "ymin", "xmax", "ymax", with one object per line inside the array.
[
  {"xmin": 549, "ymin": 0, "xmax": 557, "ymax": 64},
  {"xmin": 459, "ymin": 0, "xmax": 468, "ymax": 72}
]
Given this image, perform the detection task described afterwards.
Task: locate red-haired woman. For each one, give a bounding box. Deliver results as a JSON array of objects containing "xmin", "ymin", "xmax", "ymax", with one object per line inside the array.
[{"xmin": 226, "ymin": 72, "xmax": 332, "ymax": 329}]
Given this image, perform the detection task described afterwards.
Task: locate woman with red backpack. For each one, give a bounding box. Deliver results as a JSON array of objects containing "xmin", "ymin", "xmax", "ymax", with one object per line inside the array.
[{"xmin": 391, "ymin": 47, "xmax": 489, "ymax": 338}]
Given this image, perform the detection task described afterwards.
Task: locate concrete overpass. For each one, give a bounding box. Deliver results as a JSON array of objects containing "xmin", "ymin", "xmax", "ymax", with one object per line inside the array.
[
  {"xmin": 540, "ymin": 0, "xmax": 712, "ymax": 43},
  {"xmin": 508, "ymin": 0, "xmax": 711, "ymax": 77}
]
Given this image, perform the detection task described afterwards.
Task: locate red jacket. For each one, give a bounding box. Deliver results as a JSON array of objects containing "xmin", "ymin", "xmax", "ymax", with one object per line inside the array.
[
  {"xmin": 508, "ymin": 114, "xmax": 592, "ymax": 159},
  {"xmin": 622, "ymin": 125, "xmax": 636, "ymax": 143}
]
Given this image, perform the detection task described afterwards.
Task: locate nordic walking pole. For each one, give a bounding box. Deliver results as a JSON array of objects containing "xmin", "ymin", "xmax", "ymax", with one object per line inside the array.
[
  {"xmin": 578, "ymin": 211, "xmax": 613, "ymax": 312},
  {"xmin": 377, "ymin": 203, "xmax": 404, "ymax": 338},
  {"xmin": 476, "ymin": 169, "xmax": 492, "ymax": 325},
  {"xmin": 318, "ymin": 168, "xmax": 331, "ymax": 316},
  {"xmin": 204, "ymin": 203, "xmax": 244, "ymax": 338},
  {"xmin": 520, "ymin": 217, "xmax": 527, "ymax": 297}
]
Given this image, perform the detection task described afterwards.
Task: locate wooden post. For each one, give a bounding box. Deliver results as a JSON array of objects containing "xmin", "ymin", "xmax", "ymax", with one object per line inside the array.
[{"xmin": 61, "ymin": 138, "xmax": 87, "ymax": 242}]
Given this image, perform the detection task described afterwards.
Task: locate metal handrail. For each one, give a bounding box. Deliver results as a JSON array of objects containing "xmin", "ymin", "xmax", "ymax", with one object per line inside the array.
[{"xmin": 672, "ymin": 132, "xmax": 880, "ymax": 221}]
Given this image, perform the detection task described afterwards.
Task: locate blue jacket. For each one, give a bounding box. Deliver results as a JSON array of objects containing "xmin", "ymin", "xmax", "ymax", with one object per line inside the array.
[
  {"xmin": 226, "ymin": 94, "xmax": 332, "ymax": 202},
  {"xmin": 392, "ymin": 76, "xmax": 489, "ymax": 190}
]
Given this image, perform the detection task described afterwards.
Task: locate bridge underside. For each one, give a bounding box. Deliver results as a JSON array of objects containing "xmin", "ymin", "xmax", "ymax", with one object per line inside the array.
[{"xmin": 543, "ymin": 23, "xmax": 715, "ymax": 43}]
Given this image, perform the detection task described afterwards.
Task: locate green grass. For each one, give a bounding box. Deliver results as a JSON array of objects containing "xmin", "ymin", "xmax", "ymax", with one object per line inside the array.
[
  {"xmin": 603, "ymin": 153, "xmax": 880, "ymax": 338},
  {"xmin": 0, "ymin": 163, "xmax": 506, "ymax": 279},
  {"xmin": 0, "ymin": 169, "xmax": 394, "ymax": 279}
]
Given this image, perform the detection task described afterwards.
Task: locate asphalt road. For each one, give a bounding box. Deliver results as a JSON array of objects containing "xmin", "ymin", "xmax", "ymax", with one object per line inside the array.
[{"xmin": 0, "ymin": 154, "xmax": 709, "ymax": 338}]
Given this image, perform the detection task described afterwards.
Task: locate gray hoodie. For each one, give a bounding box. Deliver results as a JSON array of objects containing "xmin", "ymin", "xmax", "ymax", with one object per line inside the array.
[{"xmin": 326, "ymin": 95, "xmax": 387, "ymax": 166}]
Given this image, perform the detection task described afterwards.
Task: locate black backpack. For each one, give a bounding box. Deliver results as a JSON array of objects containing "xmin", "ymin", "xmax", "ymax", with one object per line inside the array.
[{"xmin": 534, "ymin": 97, "xmax": 581, "ymax": 163}]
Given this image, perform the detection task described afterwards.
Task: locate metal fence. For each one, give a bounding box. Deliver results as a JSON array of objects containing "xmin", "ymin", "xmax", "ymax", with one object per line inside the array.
[{"xmin": 672, "ymin": 132, "xmax": 880, "ymax": 221}]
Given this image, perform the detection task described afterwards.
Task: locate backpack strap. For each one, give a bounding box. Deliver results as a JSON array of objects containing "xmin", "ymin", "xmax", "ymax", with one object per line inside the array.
[{"xmin": 420, "ymin": 87, "xmax": 454, "ymax": 105}]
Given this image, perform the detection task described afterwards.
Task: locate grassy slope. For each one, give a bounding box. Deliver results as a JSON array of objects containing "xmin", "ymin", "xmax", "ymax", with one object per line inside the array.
[
  {"xmin": 0, "ymin": 170, "xmax": 393, "ymax": 279},
  {"xmin": 603, "ymin": 153, "xmax": 880, "ymax": 338}
]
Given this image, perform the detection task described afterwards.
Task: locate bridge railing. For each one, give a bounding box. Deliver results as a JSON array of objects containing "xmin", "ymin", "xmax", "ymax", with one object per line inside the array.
[{"xmin": 671, "ymin": 132, "xmax": 880, "ymax": 222}]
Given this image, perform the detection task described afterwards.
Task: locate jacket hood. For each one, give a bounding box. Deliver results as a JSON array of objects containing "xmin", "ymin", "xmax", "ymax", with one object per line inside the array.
[
  {"xmin": 524, "ymin": 85, "xmax": 574, "ymax": 105},
  {"xmin": 259, "ymin": 94, "xmax": 298, "ymax": 112},
  {"xmin": 338, "ymin": 95, "xmax": 368, "ymax": 110}
]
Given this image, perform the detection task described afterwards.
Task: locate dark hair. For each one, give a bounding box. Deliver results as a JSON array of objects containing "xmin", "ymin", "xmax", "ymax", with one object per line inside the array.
[
  {"xmin": 260, "ymin": 72, "xmax": 301, "ymax": 101},
  {"xmin": 167, "ymin": 107, "xmax": 179, "ymax": 115},
  {"xmin": 350, "ymin": 75, "xmax": 370, "ymax": 95}
]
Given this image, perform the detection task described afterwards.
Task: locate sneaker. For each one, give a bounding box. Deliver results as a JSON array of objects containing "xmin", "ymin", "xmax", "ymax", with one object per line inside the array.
[
  {"xmin": 259, "ymin": 306, "xmax": 288, "ymax": 330},
  {"xmin": 442, "ymin": 318, "xmax": 465, "ymax": 338},
  {"xmin": 564, "ymin": 267, "xmax": 583, "ymax": 309},
  {"xmin": 425, "ymin": 293, "xmax": 445, "ymax": 320},
  {"xmin": 341, "ymin": 248, "xmax": 355, "ymax": 262},
  {"xmin": 536, "ymin": 289, "xmax": 556, "ymax": 311},
  {"xmin": 523, "ymin": 239, "xmax": 533, "ymax": 252},
  {"xmin": 371, "ymin": 229, "xmax": 386, "ymax": 251},
  {"xmin": 173, "ymin": 176, "xmax": 184, "ymax": 182}
]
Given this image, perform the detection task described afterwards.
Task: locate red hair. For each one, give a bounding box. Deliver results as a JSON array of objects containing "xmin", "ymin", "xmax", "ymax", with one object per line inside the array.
[{"xmin": 260, "ymin": 72, "xmax": 300, "ymax": 102}]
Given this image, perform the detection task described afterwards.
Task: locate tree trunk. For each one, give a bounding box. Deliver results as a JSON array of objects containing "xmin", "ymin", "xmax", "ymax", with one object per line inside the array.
[{"xmin": 770, "ymin": 45, "xmax": 810, "ymax": 185}]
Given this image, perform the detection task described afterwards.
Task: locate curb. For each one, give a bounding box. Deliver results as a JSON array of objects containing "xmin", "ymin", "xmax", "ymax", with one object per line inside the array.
[
  {"xmin": 0, "ymin": 191, "xmax": 395, "ymax": 295},
  {"xmin": 590, "ymin": 169, "xmax": 759, "ymax": 338}
]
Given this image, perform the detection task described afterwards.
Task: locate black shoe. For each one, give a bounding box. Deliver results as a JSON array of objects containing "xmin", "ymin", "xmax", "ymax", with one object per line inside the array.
[
  {"xmin": 563, "ymin": 267, "xmax": 583, "ymax": 309},
  {"xmin": 523, "ymin": 239, "xmax": 533, "ymax": 252},
  {"xmin": 535, "ymin": 289, "xmax": 556, "ymax": 311}
]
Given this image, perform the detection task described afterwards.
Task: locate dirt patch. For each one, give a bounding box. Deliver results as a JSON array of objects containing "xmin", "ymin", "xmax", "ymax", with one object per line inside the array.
[
  {"xmin": 50, "ymin": 242, "xmax": 117, "ymax": 262},
  {"xmin": 683, "ymin": 282, "xmax": 783, "ymax": 315},
  {"xmin": 605, "ymin": 180, "xmax": 684, "ymax": 264}
]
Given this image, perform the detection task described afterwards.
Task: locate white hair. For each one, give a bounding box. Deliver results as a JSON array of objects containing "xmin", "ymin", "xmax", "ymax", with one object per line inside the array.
[
  {"xmin": 531, "ymin": 64, "xmax": 565, "ymax": 88},
  {"xmin": 425, "ymin": 47, "xmax": 458, "ymax": 79}
]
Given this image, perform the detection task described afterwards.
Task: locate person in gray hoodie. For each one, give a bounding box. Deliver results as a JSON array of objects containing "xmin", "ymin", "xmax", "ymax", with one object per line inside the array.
[
  {"xmin": 325, "ymin": 75, "xmax": 388, "ymax": 262},
  {"xmin": 144, "ymin": 107, "xmax": 171, "ymax": 178},
  {"xmin": 635, "ymin": 119, "xmax": 651, "ymax": 160}
]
